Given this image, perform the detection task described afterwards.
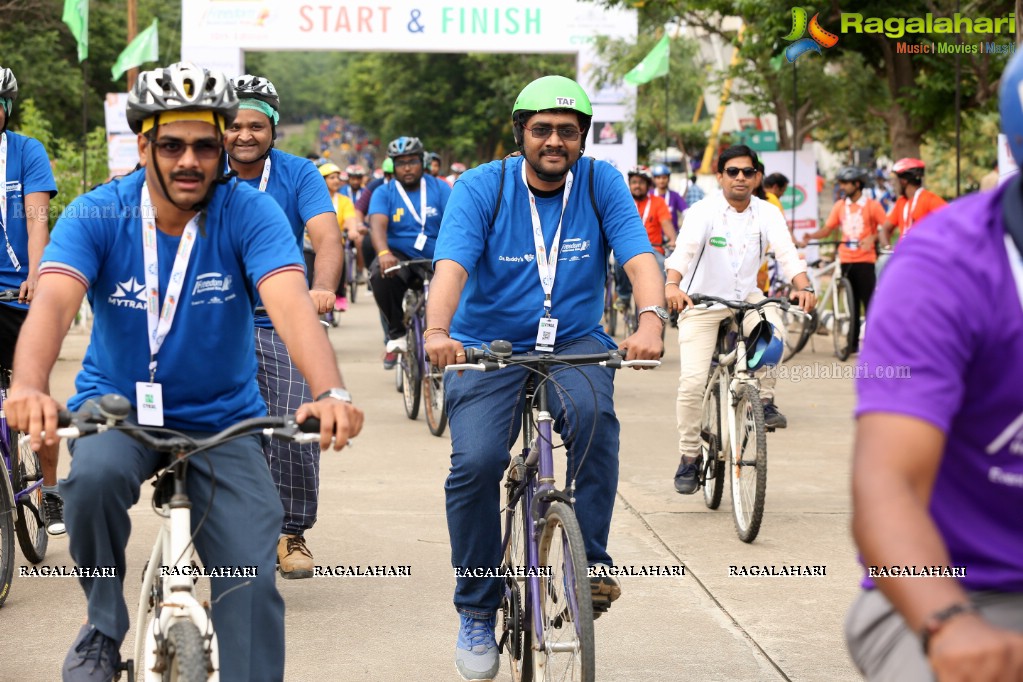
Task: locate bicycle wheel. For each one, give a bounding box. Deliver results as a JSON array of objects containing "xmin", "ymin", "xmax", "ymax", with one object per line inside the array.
[
  {"xmin": 400, "ymin": 328, "xmax": 421, "ymax": 420},
  {"xmin": 833, "ymin": 277, "xmax": 856, "ymax": 361},
  {"xmin": 12, "ymin": 432, "xmax": 46, "ymax": 563},
  {"xmin": 603, "ymin": 287, "xmax": 617, "ymax": 337},
  {"xmin": 347, "ymin": 248, "xmax": 359, "ymax": 304},
  {"xmin": 701, "ymin": 384, "xmax": 725, "ymax": 510},
  {"xmin": 730, "ymin": 384, "xmax": 768, "ymax": 543},
  {"xmin": 502, "ymin": 459, "xmax": 532, "ymax": 681},
  {"xmin": 162, "ymin": 620, "xmax": 207, "ymax": 682},
  {"xmin": 0, "ymin": 468, "xmax": 15, "ymax": 608},
  {"xmin": 423, "ymin": 365, "xmax": 447, "ymax": 437},
  {"xmin": 532, "ymin": 502, "xmax": 594, "ymax": 682}
]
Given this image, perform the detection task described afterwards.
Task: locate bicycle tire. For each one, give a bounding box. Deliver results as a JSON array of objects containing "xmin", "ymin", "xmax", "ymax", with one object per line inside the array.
[
  {"xmin": 833, "ymin": 278, "xmax": 856, "ymax": 361},
  {"xmin": 346, "ymin": 248, "xmax": 359, "ymax": 304},
  {"xmin": 603, "ymin": 286, "xmax": 617, "ymax": 337},
  {"xmin": 701, "ymin": 384, "xmax": 725, "ymax": 510},
  {"xmin": 401, "ymin": 327, "xmax": 421, "ymax": 420},
  {"xmin": 161, "ymin": 620, "xmax": 208, "ymax": 682},
  {"xmin": 532, "ymin": 502, "xmax": 594, "ymax": 682},
  {"xmin": 423, "ymin": 366, "xmax": 447, "ymax": 437},
  {"xmin": 502, "ymin": 459, "xmax": 532, "ymax": 682},
  {"xmin": 730, "ymin": 384, "xmax": 768, "ymax": 543},
  {"xmin": 12, "ymin": 432, "xmax": 46, "ymax": 563},
  {"xmin": 0, "ymin": 468, "xmax": 15, "ymax": 608}
]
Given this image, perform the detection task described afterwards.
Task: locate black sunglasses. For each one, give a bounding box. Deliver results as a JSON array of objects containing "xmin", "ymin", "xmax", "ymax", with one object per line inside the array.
[
  {"xmin": 723, "ymin": 166, "xmax": 758, "ymax": 179},
  {"xmin": 525, "ymin": 125, "xmax": 582, "ymax": 142},
  {"xmin": 151, "ymin": 138, "xmax": 222, "ymax": 161}
]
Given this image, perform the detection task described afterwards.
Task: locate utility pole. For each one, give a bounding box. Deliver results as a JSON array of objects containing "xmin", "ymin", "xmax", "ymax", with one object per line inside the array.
[{"xmin": 126, "ymin": 0, "xmax": 138, "ymax": 88}]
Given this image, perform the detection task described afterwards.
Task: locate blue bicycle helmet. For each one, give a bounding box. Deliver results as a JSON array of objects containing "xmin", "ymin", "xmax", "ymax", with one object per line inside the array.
[
  {"xmin": 1002, "ymin": 50, "xmax": 1023, "ymax": 165},
  {"xmin": 387, "ymin": 136, "xmax": 424, "ymax": 160},
  {"xmin": 651, "ymin": 164, "xmax": 671, "ymax": 177},
  {"xmin": 745, "ymin": 320, "xmax": 783, "ymax": 371}
]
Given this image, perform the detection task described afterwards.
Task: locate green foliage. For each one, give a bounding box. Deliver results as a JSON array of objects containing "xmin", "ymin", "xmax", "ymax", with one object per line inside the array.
[
  {"xmin": 276, "ymin": 120, "xmax": 323, "ymax": 158},
  {"xmin": 923, "ymin": 108, "xmax": 1000, "ymax": 198}
]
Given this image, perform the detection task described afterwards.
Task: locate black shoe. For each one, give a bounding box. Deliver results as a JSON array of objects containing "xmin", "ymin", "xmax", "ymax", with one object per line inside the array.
[
  {"xmin": 43, "ymin": 491, "xmax": 66, "ymax": 536},
  {"xmin": 763, "ymin": 402, "xmax": 788, "ymax": 429},
  {"xmin": 62, "ymin": 624, "xmax": 121, "ymax": 681},
  {"xmin": 589, "ymin": 564, "xmax": 621, "ymax": 619},
  {"xmin": 673, "ymin": 456, "xmax": 700, "ymax": 495}
]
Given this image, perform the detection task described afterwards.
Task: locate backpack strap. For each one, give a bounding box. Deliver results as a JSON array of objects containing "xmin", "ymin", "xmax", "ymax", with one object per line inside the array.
[
  {"xmin": 588, "ymin": 156, "xmax": 604, "ymax": 233},
  {"xmin": 491, "ymin": 156, "xmax": 604, "ymax": 233},
  {"xmin": 489, "ymin": 157, "xmax": 507, "ymax": 231}
]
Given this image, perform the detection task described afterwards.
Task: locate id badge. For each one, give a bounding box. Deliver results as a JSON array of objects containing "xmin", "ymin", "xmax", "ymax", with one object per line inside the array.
[
  {"xmin": 413, "ymin": 232, "xmax": 427, "ymax": 251},
  {"xmin": 535, "ymin": 317, "xmax": 558, "ymax": 352},
  {"xmin": 6, "ymin": 242, "xmax": 20, "ymax": 271},
  {"xmin": 136, "ymin": 382, "xmax": 164, "ymax": 426}
]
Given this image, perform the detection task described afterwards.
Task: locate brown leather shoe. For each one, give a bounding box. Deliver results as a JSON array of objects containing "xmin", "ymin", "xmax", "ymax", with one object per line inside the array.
[{"xmin": 277, "ymin": 535, "xmax": 314, "ymax": 579}]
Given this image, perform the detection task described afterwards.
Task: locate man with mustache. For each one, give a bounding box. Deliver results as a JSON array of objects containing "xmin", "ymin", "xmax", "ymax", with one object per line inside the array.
[
  {"xmin": 664, "ymin": 144, "xmax": 815, "ymax": 494},
  {"xmin": 5, "ymin": 62, "xmax": 362, "ymax": 681},
  {"xmin": 425, "ymin": 75, "xmax": 664, "ymax": 681},
  {"xmin": 224, "ymin": 75, "xmax": 343, "ymax": 579},
  {"xmin": 368, "ymin": 136, "xmax": 451, "ymax": 369}
]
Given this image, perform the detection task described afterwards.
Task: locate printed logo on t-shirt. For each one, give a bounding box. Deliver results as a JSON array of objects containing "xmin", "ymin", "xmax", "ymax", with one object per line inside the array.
[
  {"xmin": 4, "ymin": 181, "xmax": 22, "ymax": 195},
  {"xmin": 984, "ymin": 410, "xmax": 1023, "ymax": 490},
  {"xmin": 498, "ymin": 253, "xmax": 534, "ymax": 264},
  {"xmin": 560, "ymin": 238, "xmax": 591, "ymax": 261},
  {"xmin": 191, "ymin": 272, "xmax": 235, "ymax": 306},
  {"xmin": 108, "ymin": 277, "xmax": 147, "ymax": 310}
]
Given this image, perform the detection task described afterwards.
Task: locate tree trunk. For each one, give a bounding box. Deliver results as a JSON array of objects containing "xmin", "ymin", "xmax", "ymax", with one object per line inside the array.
[{"xmin": 875, "ymin": 39, "xmax": 923, "ymax": 159}]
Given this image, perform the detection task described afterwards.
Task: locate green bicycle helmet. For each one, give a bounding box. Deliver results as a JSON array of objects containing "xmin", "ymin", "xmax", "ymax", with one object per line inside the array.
[
  {"xmin": 382, "ymin": 158, "xmax": 394, "ymax": 174},
  {"xmin": 511, "ymin": 75, "xmax": 592, "ymax": 147}
]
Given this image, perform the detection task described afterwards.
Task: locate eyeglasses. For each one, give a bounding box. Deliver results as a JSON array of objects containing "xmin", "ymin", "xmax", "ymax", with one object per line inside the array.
[
  {"xmin": 525, "ymin": 125, "xmax": 582, "ymax": 142},
  {"xmin": 723, "ymin": 166, "xmax": 758, "ymax": 179},
  {"xmin": 393, "ymin": 158, "xmax": 422, "ymax": 169},
  {"xmin": 151, "ymin": 138, "xmax": 222, "ymax": 161}
]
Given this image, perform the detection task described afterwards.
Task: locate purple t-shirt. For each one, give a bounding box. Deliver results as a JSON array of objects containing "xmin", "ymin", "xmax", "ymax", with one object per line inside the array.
[
  {"xmin": 855, "ymin": 182, "xmax": 1023, "ymax": 592},
  {"xmin": 650, "ymin": 188, "xmax": 687, "ymax": 232}
]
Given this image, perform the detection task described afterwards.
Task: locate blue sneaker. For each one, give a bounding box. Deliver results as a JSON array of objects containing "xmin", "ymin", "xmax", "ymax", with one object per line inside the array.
[
  {"xmin": 62, "ymin": 624, "xmax": 121, "ymax": 681},
  {"xmin": 454, "ymin": 613, "xmax": 499, "ymax": 681}
]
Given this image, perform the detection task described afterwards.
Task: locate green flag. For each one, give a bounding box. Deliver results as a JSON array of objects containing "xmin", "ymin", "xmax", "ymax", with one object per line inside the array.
[
  {"xmin": 62, "ymin": 0, "xmax": 89, "ymax": 62},
  {"xmin": 112, "ymin": 19, "xmax": 160, "ymax": 81},
  {"xmin": 624, "ymin": 35, "xmax": 670, "ymax": 86}
]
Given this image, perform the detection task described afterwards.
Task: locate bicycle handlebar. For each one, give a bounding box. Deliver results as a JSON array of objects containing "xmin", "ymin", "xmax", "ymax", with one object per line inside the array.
[
  {"xmin": 383, "ymin": 259, "xmax": 434, "ymax": 275},
  {"xmin": 689, "ymin": 294, "xmax": 793, "ymax": 311},
  {"xmin": 52, "ymin": 394, "xmax": 321, "ymax": 450},
  {"xmin": 444, "ymin": 344, "xmax": 660, "ymax": 373},
  {"xmin": 0, "ymin": 289, "xmax": 19, "ymax": 302}
]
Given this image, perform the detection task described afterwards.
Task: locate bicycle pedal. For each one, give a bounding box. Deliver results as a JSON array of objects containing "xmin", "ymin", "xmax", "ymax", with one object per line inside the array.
[{"xmin": 766, "ymin": 426, "xmax": 776, "ymax": 433}]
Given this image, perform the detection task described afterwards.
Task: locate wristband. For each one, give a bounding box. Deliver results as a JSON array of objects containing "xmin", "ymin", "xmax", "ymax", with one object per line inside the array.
[
  {"xmin": 920, "ymin": 602, "xmax": 979, "ymax": 654},
  {"xmin": 665, "ymin": 281, "xmax": 681, "ymax": 288},
  {"xmin": 378, "ymin": 249, "xmax": 391, "ymax": 257},
  {"xmin": 423, "ymin": 327, "xmax": 449, "ymax": 339}
]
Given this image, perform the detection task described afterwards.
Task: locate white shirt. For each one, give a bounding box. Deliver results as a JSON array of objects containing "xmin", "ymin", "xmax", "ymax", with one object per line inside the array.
[{"xmin": 665, "ymin": 192, "xmax": 805, "ymax": 300}]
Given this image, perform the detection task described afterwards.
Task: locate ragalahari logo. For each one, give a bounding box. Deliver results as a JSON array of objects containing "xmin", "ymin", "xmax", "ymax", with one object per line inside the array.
[{"xmin": 783, "ymin": 8, "xmax": 839, "ymax": 62}]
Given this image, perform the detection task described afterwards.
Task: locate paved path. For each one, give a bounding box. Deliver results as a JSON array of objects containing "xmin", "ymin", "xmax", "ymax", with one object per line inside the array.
[{"xmin": 2, "ymin": 294, "xmax": 862, "ymax": 681}]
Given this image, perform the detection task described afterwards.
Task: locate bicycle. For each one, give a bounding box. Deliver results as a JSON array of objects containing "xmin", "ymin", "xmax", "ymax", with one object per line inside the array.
[
  {"xmin": 602, "ymin": 254, "xmax": 617, "ymax": 337},
  {"xmin": 689, "ymin": 294, "xmax": 792, "ymax": 543},
  {"xmin": 448, "ymin": 342, "xmax": 658, "ymax": 681},
  {"xmin": 52, "ymin": 393, "xmax": 321, "ymax": 681},
  {"xmin": 765, "ymin": 254, "xmax": 816, "ymax": 361},
  {"xmin": 343, "ymin": 230, "xmax": 359, "ymax": 305},
  {"xmin": 0, "ymin": 290, "xmax": 48, "ymax": 609},
  {"xmin": 384, "ymin": 259, "xmax": 447, "ymax": 436},
  {"xmin": 800, "ymin": 241, "xmax": 857, "ymax": 361}
]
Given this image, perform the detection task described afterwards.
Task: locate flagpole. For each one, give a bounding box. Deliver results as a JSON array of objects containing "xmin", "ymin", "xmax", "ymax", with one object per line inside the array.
[
  {"xmin": 81, "ymin": 59, "xmax": 88, "ymax": 192},
  {"xmin": 127, "ymin": 0, "xmax": 138, "ymax": 88}
]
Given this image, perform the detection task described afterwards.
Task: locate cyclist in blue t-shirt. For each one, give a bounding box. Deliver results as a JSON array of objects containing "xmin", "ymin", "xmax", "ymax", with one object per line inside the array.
[
  {"xmin": 226, "ymin": 75, "xmax": 343, "ymax": 579},
  {"xmin": 368, "ymin": 136, "xmax": 451, "ymax": 368},
  {"xmin": 425, "ymin": 75, "xmax": 664, "ymax": 681},
  {"xmin": 0, "ymin": 65, "xmax": 64, "ymax": 536},
  {"xmin": 5, "ymin": 62, "xmax": 362, "ymax": 682}
]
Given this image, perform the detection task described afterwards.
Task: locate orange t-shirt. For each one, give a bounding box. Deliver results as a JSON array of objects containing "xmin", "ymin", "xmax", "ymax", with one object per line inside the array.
[
  {"xmin": 887, "ymin": 188, "xmax": 947, "ymax": 240},
  {"xmin": 825, "ymin": 196, "xmax": 886, "ymax": 264},
  {"xmin": 634, "ymin": 195, "xmax": 672, "ymax": 253}
]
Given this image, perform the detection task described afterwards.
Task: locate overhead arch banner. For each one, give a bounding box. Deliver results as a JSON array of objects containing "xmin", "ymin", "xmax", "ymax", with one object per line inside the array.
[{"xmin": 180, "ymin": 0, "xmax": 638, "ymax": 169}]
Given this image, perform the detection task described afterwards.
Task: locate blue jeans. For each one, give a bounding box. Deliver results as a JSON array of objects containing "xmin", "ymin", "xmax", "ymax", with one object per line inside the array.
[
  {"xmin": 444, "ymin": 335, "xmax": 620, "ymax": 618},
  {"xmin": 62, "ymin": 423, "xmax": 285, "ymax": 682}
]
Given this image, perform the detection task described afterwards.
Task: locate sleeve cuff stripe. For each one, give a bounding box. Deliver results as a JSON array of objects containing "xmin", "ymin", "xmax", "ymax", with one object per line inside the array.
[
  {"xmin": 39, "ymin": 263, "xmax": 89, "ymax": 288},
  {"xmin": 256, "ymin": 264, "xmax": 305, "ymax": 289}
]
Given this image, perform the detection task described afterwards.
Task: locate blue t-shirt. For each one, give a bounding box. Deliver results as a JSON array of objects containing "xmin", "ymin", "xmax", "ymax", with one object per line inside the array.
[
  {"xmin": 368, "ymin": 174, "xmax": 451, "ymax": 259},
  {"xmin": 235, "ymin": 149, "xmax": 335, "ymax": 329},
  {"xmin": 0, "ymin": 131, "xmax": 57, "ymax": 309},
  {"xmin": 41, "ymin": 170, "xmax": 304, "ymax": 431},
  {"xmin": 435, "ymin": 156, "xmax": 651, "ymax": 352}
]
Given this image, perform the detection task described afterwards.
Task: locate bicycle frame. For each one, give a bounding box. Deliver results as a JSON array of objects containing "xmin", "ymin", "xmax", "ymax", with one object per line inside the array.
[
  {"xmin": 700, "ymin": 315, "xmax": 760, "ymax": 470},
  {"xmin": 0, "ymin": 380, "xmax": 42, "ymax": 523}
]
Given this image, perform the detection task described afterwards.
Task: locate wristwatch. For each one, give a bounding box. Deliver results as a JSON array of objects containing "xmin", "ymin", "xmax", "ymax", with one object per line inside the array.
[
  {"xmin": 801, "ymin": 286, "xmax": 815, "ymax": 294},
  {"xmin": 315, "ymin": 388, "xmax": 353, "ymax": 403},
  {"xmin": 637, "ymin": 305, "xmax": 670, "ymax": 323}
]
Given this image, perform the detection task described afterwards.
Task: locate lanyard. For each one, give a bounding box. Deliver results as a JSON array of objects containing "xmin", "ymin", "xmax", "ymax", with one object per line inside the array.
[
  {"xmin": 141, "ymin": 182, "xmax": 199, "ymax": 382},
  {"xmin": 521, "ymin": 162, "xmax": 573, "ymax": 315},
  {"xmin": 721, "ymin": 203, "xmax": 755, "ymax": 274},
  {"xmin": 639, "ymin": 197, "xmax": 651, "ymax": 225},
  {"xmin": 843, "ymin": 197, "xmax": 865, "ymax": 240},
  {"xmin": 0, "ymin": 132, "xmax": 18, "ymax": 271},
  {"xmin": 902, "ymin": 188, "xmax": 921, "ymax": 229},
  {"xmin": 257, "ymin": 155, "xmax": 272, "ymax": 192},
  {"xmin": 394, "ymin": 177, "xmax": 427, "ymax": 231}
]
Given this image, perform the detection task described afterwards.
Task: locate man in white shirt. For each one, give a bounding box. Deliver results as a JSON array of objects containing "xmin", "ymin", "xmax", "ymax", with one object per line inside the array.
[{"xmin": 664, "ymin": 145, "xmax": 816, "ymax": 494}]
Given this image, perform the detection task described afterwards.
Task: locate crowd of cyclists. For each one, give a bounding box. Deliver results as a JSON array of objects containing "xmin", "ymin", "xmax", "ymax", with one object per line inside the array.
[{"xmin": 0, "ymin": 44, "xmax": 1019, "ymax": 680}]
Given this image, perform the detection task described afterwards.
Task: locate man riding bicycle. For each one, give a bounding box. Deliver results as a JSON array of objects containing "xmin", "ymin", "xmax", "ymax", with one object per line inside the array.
[
  {"xmin": 615, "ymin": 165, "xmax": 675, "ymax": 313},
  {"xmin": 665, "ymin": 144, "xmax": 815, "ymax": 494},
  {"xmin": 226, "ymin": 74, "xmax": 343, "ymax": 578},
  {"xmin": 0, "ymin": 65, "xmax": 63, "ymax": 535},
  {"xmin": 368, "ymin": 136, "xmax": 451, "ymax": 369},
  {"xmin": 5, "ymin": 62, "xmax": 362, "ymax": 682},
  {"xmin": 424, "ymin": 75, "xmax": 664, "ymax": 681},
  {"xmin": 879, "ymin": 157, "xmax": 947, "ymax": 247},
  {"xmin": 650, "ymin": 163, "xmax": 687, "ymax": 232}
]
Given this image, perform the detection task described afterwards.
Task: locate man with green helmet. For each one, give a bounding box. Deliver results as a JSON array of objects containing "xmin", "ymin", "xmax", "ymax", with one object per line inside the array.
[{"xmin": 426, "ymin": 75, "xmax": 665, "ymax": 680}]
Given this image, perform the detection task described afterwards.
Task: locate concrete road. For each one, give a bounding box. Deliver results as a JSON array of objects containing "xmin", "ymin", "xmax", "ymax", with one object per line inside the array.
[{"xmin": 1, "ymin": 294, "xmax": 863, "ymax": 682}]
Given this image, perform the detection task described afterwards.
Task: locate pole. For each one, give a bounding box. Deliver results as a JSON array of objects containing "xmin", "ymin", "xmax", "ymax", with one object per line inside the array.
[
  {"xmin": 664, "ymin": 69, "xmax": 669, "ymax": 165},
  {"xmin": 126, "ymin": 0, "xmax": 139, "ymax": 88},
  {"xmin": 81, "ymin": 60, "xmax": 88, "ymax": 193},
  {"xmin": 791, "ymin": 61, "xmax": 797, "ymax": 229}
]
